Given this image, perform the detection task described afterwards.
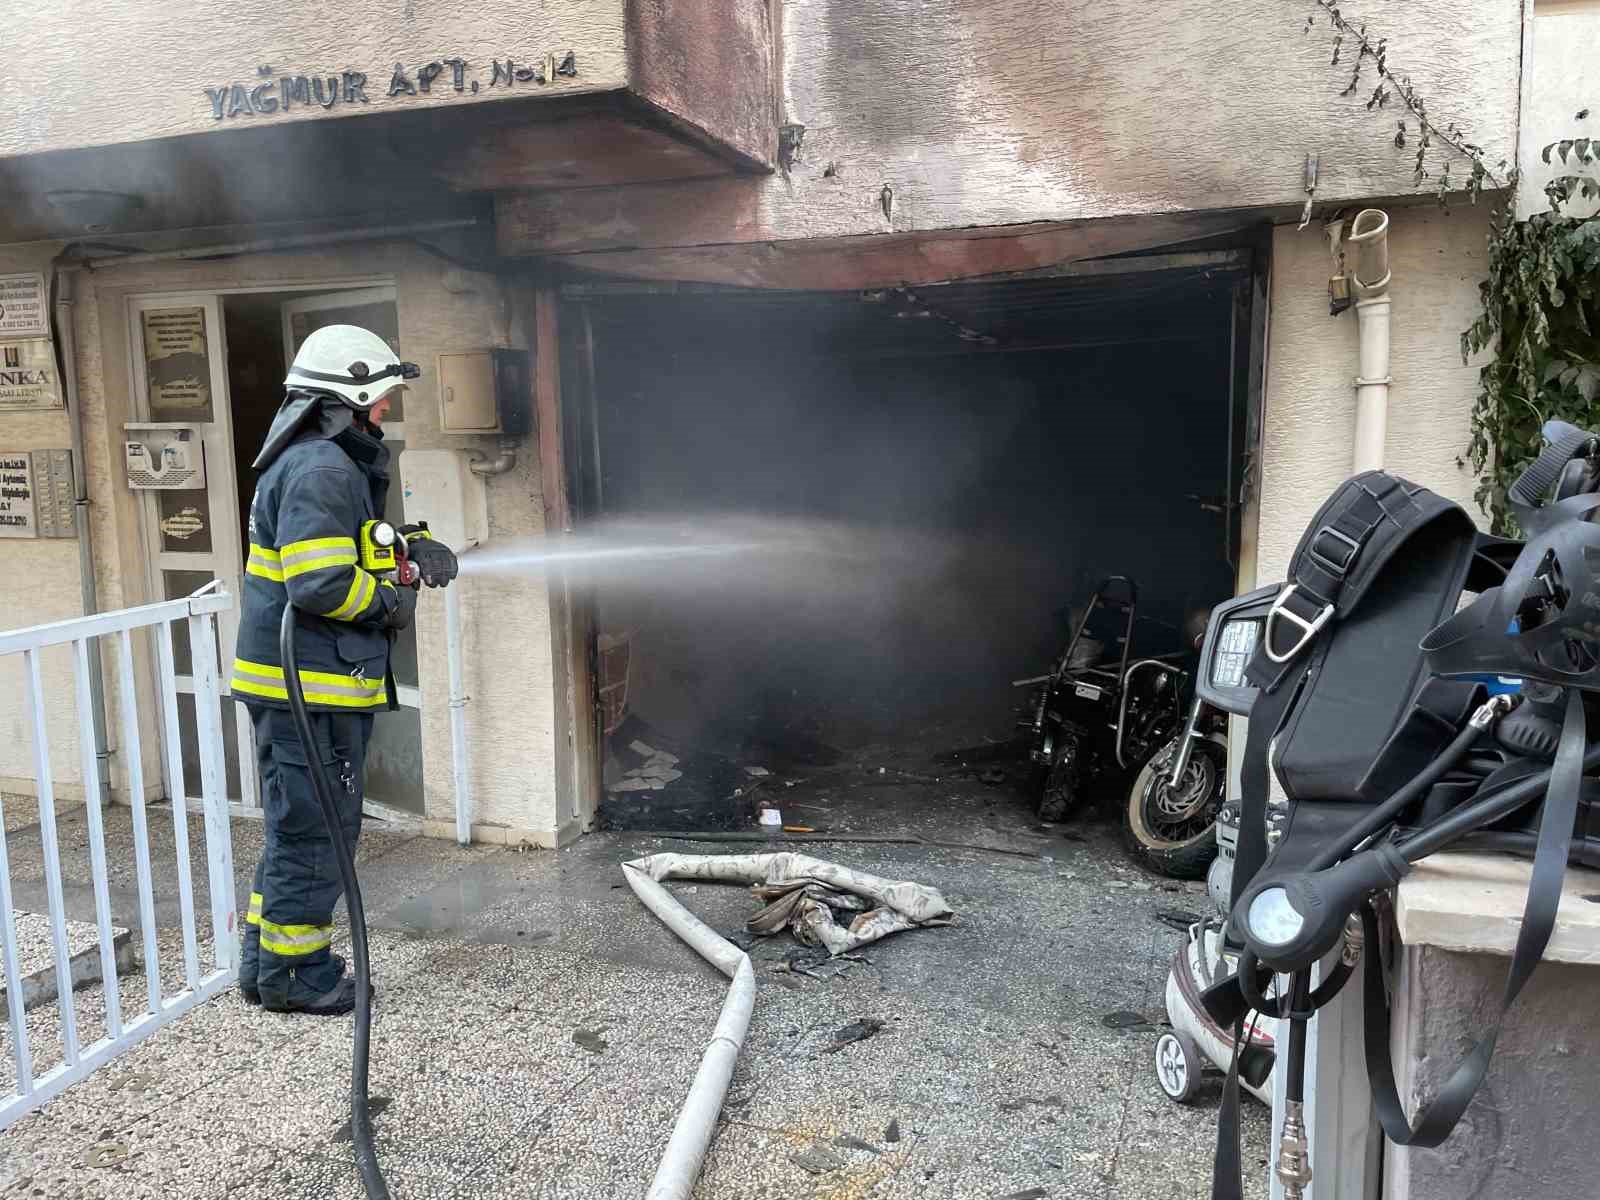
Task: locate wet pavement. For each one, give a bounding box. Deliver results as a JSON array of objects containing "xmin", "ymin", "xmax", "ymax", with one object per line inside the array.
[{"xmin": 0, "ymin": 768, "xmax": 1270, "ymax": 1199}]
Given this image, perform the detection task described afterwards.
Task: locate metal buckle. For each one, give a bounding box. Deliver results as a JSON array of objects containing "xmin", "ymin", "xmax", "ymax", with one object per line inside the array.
[
  {"xmin": 1264, "ymin": 584, "xmax": 1334, "ymax": 663},
  {"xmin": 1469, "ymin": 693, "xmax": 1519, "ymax": 730},
  {"xmin": 1308, "ymin": 526, "xmax": 1362, "ymax": 578}
]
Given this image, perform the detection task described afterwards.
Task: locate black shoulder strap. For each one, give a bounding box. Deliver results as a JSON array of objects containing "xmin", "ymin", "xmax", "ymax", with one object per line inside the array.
[
  {"xmin": 1231, "ymin": 473, "xmax": 1473, "ymax": 908},
  {"xmin": 1247, "ymin": 473, "xmax": 1461, "ymax": 694},
  {"xmin": 1230, "ymin": 680, "xmax": 1299, "ymax": 912}
]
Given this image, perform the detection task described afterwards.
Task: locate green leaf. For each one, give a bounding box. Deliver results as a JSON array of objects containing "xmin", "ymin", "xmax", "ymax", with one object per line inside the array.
[
  {"xmin": 1580, "ymin": 367, "xmax": 1600, "ymax": 404},
  {"xmin": 1560, "ymin": 140, "xmax": 1576, "ymax": 163}
]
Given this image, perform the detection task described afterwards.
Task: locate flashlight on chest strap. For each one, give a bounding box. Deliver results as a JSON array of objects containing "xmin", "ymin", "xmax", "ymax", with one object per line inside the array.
[{"xmin": 359, "ymin": 520, "xmax": 418, "ymax": 587}]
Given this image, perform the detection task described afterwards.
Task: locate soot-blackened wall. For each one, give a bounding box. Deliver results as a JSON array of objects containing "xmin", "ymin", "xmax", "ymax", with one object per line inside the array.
[{"xmin": 590, "ymin": 301, "xmax": 1237, "ymax": 753}]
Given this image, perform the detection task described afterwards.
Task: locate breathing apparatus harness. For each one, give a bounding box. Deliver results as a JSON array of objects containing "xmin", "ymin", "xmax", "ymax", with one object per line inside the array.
[{"xmin": 1206, "ymin": 422, "xmax": 1600, "ymax": 1200}]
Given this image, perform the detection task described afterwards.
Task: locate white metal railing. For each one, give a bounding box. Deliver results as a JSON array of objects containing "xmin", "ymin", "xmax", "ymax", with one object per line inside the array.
[{"xmin": 0, "ymin": 584, "xmax": 237, "ymax": 1128}]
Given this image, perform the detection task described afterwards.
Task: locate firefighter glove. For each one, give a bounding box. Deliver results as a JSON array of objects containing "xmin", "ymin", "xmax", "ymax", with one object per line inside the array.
[
  {"xmin": 385, "ymin": 580, "xmax": 418, "ymax": 630},
  {"xmin": 401, "ymin": 525, "xmax": 459, "ymax": 588}
]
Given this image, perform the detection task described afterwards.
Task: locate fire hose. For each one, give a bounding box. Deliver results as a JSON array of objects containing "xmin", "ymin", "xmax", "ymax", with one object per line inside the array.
[{"xmin": 279, "ymin": 603, "xmax": 388, "ymax": 1200}]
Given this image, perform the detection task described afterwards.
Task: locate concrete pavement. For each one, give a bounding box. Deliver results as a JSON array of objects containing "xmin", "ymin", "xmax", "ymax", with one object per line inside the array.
[{"xmin": 0, "ymin": 781, "xmax": 1269, "ymax": 1198}]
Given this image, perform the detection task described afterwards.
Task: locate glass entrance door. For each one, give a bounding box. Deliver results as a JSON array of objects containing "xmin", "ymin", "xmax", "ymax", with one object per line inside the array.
[{"xmin": 128, "ymin": 293, "xmax": 255, "ymax": 808}]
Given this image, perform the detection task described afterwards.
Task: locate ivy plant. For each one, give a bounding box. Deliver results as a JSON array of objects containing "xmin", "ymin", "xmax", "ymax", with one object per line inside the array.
[
  {"xmin": 1303, "ymin": 3, "xmax": 1600, "ymax": 534},
  {"xmin": 1463, "ymin": 145, "xmax": 1600, "ymax": 534}
]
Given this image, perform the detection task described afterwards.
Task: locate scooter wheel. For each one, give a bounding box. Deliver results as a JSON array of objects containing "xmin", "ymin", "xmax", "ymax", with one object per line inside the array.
[{"xmin": 1154, "ymin": 1030, "xmax": 1204, "ymax": 1104}]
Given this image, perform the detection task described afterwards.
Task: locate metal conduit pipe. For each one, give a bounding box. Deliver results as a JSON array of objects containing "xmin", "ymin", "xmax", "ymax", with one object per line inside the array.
[
  {"xmin": 53, "ymin": 267, "xmax": 113, "ymax": 795},
  {"xmin": 1347, "ymin": 208, "xmax": 1392, "ymax": 473},
  {"xmin": 622, "ymin": 858, "xmax": 757, "ymax": 1200},
  {"xmin": 467, "ymin": 436, "xmax": 518, "ymax": 478}
]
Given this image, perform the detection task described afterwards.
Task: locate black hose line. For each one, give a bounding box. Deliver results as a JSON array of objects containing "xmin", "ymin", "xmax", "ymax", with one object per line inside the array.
[
  {"xmin": 1307, "ymin": 719, "xmax": 1486, "ymax": 872},
  {"xmin": 279, "ymin": 606, "xmax": 389, "ymax": 1200},
  {"xmin": 1399, "ymin": 739, "xmax": 1600, "ymax": 863},
  {"xmin": 1284, "ymin": 973, "xmax": 1311, "ymax": 1103}
]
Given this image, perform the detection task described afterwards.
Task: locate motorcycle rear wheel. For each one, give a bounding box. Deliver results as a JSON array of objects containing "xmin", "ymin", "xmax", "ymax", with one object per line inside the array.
[{"xmin": 1123, "ymin": 733, "xmax": 1225, "ymax": 879}]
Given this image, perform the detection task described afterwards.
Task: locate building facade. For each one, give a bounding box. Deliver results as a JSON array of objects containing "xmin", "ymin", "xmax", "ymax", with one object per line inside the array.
[{"xmin": 0, "ymin": 0, "xmax": 1572, "ymax": 847}]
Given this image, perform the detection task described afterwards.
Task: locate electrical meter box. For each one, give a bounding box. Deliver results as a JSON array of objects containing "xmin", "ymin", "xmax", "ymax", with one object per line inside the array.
[
  {"xmin": 124, "ymin": 423, "xmax": 206, "ymax": 490},
  {"xmin": 437, "ymin": 349, "xmax": 532, "ymax": 436}
]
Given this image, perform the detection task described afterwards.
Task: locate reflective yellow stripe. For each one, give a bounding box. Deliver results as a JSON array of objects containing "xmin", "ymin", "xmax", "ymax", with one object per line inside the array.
[
  {"xmin": 258, "ymin": 918, "xmax": 333, "ymax": 957},
  {"xmin": 281, "ymin": 536, "xmax": 357, "ymax": 556},
  {"xmin": 246, "ymin": 544, "xmax": 284, "ymax": 583},
  {"xmin": 324, "ymin": 571, "xmax": 376, "ymax": 621},
  {"xmin": 246, "ymin": 891, "xmax": 263, "ymax": 928},
  {"xmin": 229, "ymin": 658, "xmax": 386, "ymax": 709},
  {"xmin": 232, "ymin": 658, "xmax": 379, "ymax": 693},
  {"xmin": 281, "ymin": 537, "xmax": 359, "ymax": 580},
  {"xmin": 232, "ymin": 677, "xmax": 386, "ymax": 709},
  {"xmin": 283, "ymin": 552, "xmax": 359, "ymax": 578}
]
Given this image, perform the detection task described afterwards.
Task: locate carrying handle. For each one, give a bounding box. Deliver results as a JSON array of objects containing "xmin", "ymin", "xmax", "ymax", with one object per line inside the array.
[{"xmin": 1509, "ymin": 420, "xmax": 1595, "ymax": 513}]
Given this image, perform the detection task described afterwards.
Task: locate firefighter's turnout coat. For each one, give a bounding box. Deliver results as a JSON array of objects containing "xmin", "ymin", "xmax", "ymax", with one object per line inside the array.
[{"xmin": 230, "ymin": 400, "xmax": 402, "ymax": 712}]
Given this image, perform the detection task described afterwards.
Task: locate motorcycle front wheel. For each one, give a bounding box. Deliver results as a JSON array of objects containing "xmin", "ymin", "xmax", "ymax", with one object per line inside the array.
[
  {"xmin": 1123, "ymin": 732, "xmax": 1225, "ymax": 879},
  {"xmin": 1037, "ymin": 739, "xmax": 1080, "ymax": 822}
]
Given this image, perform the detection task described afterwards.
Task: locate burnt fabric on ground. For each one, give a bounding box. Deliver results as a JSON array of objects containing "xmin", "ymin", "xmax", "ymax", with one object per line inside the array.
[{"xmin": 627, "ymin": 851, "xmax": 954, "ymax": 956}]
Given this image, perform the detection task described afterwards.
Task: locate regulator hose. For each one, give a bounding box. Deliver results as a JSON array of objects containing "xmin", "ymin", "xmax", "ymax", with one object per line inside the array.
[{"xmin": 279, "ymin": 606, "xmax": 389, "ymax": 1200}]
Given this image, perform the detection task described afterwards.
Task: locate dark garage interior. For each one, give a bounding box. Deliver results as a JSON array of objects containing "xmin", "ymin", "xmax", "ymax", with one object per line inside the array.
[{"xmin": 557, "ymin": 256, "xmax": 1257, "ymax": 833}]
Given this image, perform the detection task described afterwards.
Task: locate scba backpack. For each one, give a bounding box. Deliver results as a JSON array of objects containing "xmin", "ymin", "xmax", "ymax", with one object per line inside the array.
[{"xmin": 1206, "ymin": 423, "xmax": 1600, "ymax": 1199}]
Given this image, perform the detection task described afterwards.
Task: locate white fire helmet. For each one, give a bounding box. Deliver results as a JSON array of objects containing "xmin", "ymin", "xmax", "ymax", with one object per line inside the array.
[{"xmin": 283, "ymin": 324, "xmax": 419, "ymax": 410}]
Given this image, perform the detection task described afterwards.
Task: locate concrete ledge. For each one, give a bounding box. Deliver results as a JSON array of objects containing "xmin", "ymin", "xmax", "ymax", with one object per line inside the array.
[
  {"xmin": 2, "ymin": 911, "xmax": 134, "ymax": 1012},
  {"xmin": 419, "ymin": 818, "xmax": 565, "ymax": 849},
  {"xmin": 1395, "ymin": 852, "xmax": 1600, "ymax": 965}
]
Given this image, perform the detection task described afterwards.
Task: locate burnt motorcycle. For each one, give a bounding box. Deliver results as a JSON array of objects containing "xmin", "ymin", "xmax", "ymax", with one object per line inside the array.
[
  {"xmin": 1118, "ymin": 607, "xmax": 1231, "ymax": 878},
  {"xmin": 1019, "ymin": 577, "xmax": 1189, "ymax": 822},
  {"xmin": 1123, "ymin": 693, "xmax": 1228, "ymax": 879}
]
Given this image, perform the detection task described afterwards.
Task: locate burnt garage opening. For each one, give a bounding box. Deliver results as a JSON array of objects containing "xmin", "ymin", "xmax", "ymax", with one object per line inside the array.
[{"xmin": 557, "ymin": 250, "xmax": 1262, "ymax": 834}]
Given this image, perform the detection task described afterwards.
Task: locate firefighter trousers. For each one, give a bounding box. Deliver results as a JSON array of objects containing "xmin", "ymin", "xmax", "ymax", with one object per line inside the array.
[{"xmin": 240, "ymin": 705, "xmax": 371, "ymax": 1007}]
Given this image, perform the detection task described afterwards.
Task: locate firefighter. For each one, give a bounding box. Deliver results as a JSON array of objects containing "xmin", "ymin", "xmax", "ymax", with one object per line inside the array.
[{"xmin": 231, "ymin": 324, "xmax": 457, "ymax": 1015}]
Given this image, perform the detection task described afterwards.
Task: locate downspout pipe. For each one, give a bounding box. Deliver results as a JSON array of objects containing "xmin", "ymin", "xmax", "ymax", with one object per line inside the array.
[
  {"xmin": 53, "ymin": 267, "xmax": 113, "ymax": 796},
  {"xmin": 1347, "ymin": 209, "xmax": 1392, "ymax": 473},
  {"xmin": 445, "ymin": 582, "xmax": 472, "ymax": 846}
]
